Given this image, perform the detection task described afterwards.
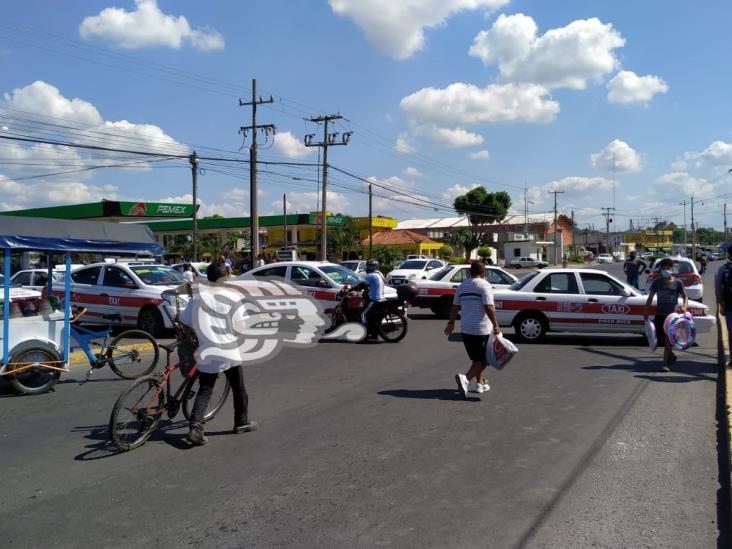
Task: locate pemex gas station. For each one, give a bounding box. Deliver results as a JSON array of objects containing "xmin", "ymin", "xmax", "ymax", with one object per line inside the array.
[{"xmin": 0, "ymin": 199, "xmax": 399, "ymax": 262}]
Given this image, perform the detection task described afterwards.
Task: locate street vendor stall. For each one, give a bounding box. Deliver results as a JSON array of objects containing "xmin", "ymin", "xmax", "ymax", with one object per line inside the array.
[{"xmin": 0, "ymin": 216, "xmax": 164, "ymax": 395}]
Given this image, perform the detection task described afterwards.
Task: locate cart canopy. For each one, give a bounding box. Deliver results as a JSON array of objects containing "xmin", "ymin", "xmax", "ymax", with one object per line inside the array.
[{"xmin": 0, "ymin": 216, "xmax": 165, "ymax": 255}]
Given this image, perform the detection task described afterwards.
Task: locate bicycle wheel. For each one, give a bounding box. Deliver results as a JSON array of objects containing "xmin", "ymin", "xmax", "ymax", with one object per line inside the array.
[
  {"xmin": 109, "ymin": 376, "xmax": 164, "ymax": 451},
  {"xmin": 182, "ymin": 373, "xmax": 231, "ymax": 423},
  {"xmin": 8, "ymin": 346, "xmax": 62, "ymax": 396},
  {"xmin": 107, "ymin": 330, "xmax": 159, "ymax": 379},
  {"xmin": 377, "ymin": 311, "xmax": 408, "ymax": 343}
]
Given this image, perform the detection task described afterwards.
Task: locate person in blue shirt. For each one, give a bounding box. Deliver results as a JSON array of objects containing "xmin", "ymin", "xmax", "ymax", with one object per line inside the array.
[{"xmin": 353, "ymin": 259, "xmax": 385, "ymax": 337}]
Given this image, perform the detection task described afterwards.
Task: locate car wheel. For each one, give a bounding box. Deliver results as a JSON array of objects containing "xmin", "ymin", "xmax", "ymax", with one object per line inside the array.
[
  {"xmin": 514, "ymin": 313, "xmax": 547, "ymax": 343},
  {"xmin": 431, "ymin": 296, "xmax": 453, "ymax": 318},
  {"xmin": 137, "ymin": 307, "xmax": 164, "ymax": 337}
]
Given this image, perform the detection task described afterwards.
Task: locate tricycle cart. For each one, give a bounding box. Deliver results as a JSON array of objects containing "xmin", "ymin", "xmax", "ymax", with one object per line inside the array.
[{"xmin": 0, "ymin": 216, "xmax": 164, "ymax": 395}]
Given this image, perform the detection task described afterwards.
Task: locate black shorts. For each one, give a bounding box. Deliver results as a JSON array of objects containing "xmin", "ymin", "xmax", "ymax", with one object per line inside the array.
[
  {"xmin": 653, "ymin": 315, "xmax": 669, "ymax": 347},
  {"xmin": 462, "ymin": 334, "xmax": 489, "ymax": 362}
]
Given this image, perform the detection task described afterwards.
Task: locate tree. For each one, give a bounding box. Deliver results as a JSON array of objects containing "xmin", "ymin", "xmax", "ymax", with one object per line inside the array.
[
  {"xmin": 477, "ymin": 246, "xmax": 492, "ymax": 260},
  {"xmin": 328, "ymin": 226, "xmax": 361, "ymax": 261},
  {"xmin": 454, "ymin": 187, "xmax": 511, "ymax": 226},
  {"xmin": 438, "ymin": 244, "xmax": 452, "ymax": 260},
  {"xmin": 371, "ymin": 245, "xmax": 404, "ymax": 273},
  {"xmin": 450, "ymin": 227, "xmax": 488, "ymax": 260}
]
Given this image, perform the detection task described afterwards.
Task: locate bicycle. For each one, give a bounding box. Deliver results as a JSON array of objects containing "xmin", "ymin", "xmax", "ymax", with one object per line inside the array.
[
  {"xmin": 108, "ymin": 339, "xmax": 230, "ymax": 451},
  {"xmin": 7, "ymin": 307, "xmax": 159, "ymax": 395}
]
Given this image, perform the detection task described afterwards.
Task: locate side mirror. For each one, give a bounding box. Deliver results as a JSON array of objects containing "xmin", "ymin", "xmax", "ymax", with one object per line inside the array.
[
  {"xmin": 645, "ymin": 269, "xmax": 651, "ymax": 274},
  {"xmin": 422, "ymin": 276, "xmax": 427, "ymax": 279},
  {"xmin": 317, "ymin": 279, "xmax": 330, "ymax": 288}
]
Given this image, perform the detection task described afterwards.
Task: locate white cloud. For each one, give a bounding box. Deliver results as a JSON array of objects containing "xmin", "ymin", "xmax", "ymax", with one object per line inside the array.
[
  {"xmin": 670, "ymin": 160, "xmax": 687, "ymax": 171},
  {"xmin": 79, "ymin": 0, "xmax": 224, "ymax": 51},
  {"xmin": 328, "ymin": 0, "xmax": 509, "ymax": 60},
  {"xmin": 590, "ymin": 139, "xmax": 642, "ymax": 172},
  {"xmin": 544, "ymin": 176, "xmax": 615, "ymax": 193},
  {"xmin": 2, "ymin": 80, "xmax": 187, "ymax": 167},
  {"xmin": 423, "ymin": 125, "xmax": 484, "ymax": 148},
  {"xmin": 403, "ymin": 167, "xmax": 424, "ymax": 178},
  {"xmin": 277, "ymin": 191, "xmax": 350, "ymax": 215},
  {"xmin": 400, "ymin": 82, "xmax": 558, "ymax": 149},
  {"xmin": 607, "ymin": 70, "xmax": 668, "ymax": 104},
  {"xmin": 0, "ymin": 173, "xmax": 119, "ymax": 209},
  {"xmin": 273, "ymin": 131, "xmax": 315, "ymax": 159},
  {"xmin": 394, "ymin": 133, "xmax": 417, "ymax": 154},
  {"xmin": 3, "ymin": 80, "xmax": 102, "ymax": 126},
  {"xmin": 469, "ymin": 14, "xmax": 625, "ymax": 90},
  {"xmin": 442, "ymin": 183, "xmax": 479, "ymax": 203},
  {"xmin": 684, "ymin": 140, "xmax": 732, "ymax": 169},
  {"xmin": 654, "ymin": 172, "xmax": 714, "ymax": 199},
  {"xmin": 468, "ymin": 150, "xmax": 490, "ymax": 160}
]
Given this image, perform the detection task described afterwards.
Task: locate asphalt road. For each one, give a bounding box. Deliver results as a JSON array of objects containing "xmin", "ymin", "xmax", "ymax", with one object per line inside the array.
[{"xmin": 0, "ymin": 261, "xmax": 727, "ymax": 548}]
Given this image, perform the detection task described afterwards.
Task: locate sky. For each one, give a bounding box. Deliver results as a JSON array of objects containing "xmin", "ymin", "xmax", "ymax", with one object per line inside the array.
[{"xmin": 2, "ymin": 0, "xmax": 732, "ymax": 232}]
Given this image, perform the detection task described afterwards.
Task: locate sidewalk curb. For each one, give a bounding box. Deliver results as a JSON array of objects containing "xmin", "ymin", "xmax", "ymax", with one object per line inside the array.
[{"xmin": 717, "ymin": 312, "xmax": 732, "ymax": 528}]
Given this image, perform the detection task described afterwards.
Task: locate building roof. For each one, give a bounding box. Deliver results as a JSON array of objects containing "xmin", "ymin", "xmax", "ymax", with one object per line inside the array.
[
  {"xmin": 396, "ymin": 212, "xmax": 557, "ymax": 230},
  {"xmin": 362, "ymin": 229, "xmax": 440, "ymax": 246},
  {"xmin": 0, "ymin": 200, "xmax": 198, "ymax": 222}
]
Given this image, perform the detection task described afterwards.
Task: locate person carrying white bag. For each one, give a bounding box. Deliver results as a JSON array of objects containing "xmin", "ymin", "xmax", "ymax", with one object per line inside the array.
[
  {"xmin": 444, "ymin": 261, "xmax": 501, "ymax": 399},
  {"xmin": 485, "ymin": 331, "xmax": 518, "ymax": 370}
]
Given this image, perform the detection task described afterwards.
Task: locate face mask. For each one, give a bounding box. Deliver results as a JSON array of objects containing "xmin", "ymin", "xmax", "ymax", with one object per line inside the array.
[{"xmin": 661, "ymin": 269, "xmax": 672, "ymax": 278}]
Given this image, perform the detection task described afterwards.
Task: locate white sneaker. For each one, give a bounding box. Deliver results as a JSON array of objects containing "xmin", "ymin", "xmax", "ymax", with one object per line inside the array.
[
  {"xmin": 476, "ymin": 382, "xmax": 490, "ymax": 393},
  {"xmin": 455, "ymin": 373, "xmax": 469, "ymax": 399},
  {"xmin": 468, "ymin": 379, "xmax": 478, "ymax": 393}
]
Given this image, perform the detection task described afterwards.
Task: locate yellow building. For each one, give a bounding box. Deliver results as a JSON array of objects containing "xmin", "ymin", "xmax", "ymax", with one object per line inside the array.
[
  {"xmin": 349, "ymin": 215, "xmax": 398, "ymax": 240},
  {"xmin": 625, "ymin": 229, "xmax": 673, "ymax": 250}
]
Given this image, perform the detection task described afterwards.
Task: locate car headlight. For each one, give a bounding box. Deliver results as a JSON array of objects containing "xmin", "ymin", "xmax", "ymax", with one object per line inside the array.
[{"xmin": 408, "ymin": 273, "xmax": 417, "ymax": 278}]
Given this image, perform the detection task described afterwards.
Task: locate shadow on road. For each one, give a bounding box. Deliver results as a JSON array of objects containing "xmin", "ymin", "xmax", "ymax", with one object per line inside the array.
[
  {"xmin": 72, "ymin": 419, "xmax": 192, "ymax": 460},
  {"xmin": 581, "ymin": 347, "xmax": 716, "ymax": 383},
  {"xmin": 377, "ymin": 388, "xmax": 480, "ymax": 401}
]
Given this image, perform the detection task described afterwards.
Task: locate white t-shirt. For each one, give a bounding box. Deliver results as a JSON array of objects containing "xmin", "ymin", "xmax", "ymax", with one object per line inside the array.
[
  {"xmin": 453, "ymin": 277, "xmax": 494, "ymax": 335},
  {"xmin": 182, "ymin": 270, "xmax": 195, "ymax": 283},
  {"xmin": 179, "ymin": 295, "xmax": 234, "ymax": 374}
]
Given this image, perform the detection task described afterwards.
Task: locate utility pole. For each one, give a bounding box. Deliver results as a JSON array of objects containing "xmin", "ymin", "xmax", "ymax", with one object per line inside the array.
[
  {"xmin": 691, "ymin": 196, "xmax": 696, "ymax": 260},
  {"xmin": 189, "ymin": 151, "xmax": 198, "ymax": 261},
  {"xmin": 524, "ymin": 182, "xmax": 529, "ymax": 239},
  {"xmin": 368, "ymin": 183, "xmax": 373, "ymax": 260},
  {"xmin": 679, "ymin": 200, "xmax": 688, "ymax": 251},
  {"xmin": 724, "ymin": 197, "xmax": 728, "ymax": 241},
  {"xmin": 283, "ymin": 193, "xmax": 287, "ymax": 251},
  {"xmin": 571, "ymin": 210, "xmax": 576, "ymax": 260},
  {"xmin": 239, "ymin": 78, "xmax": 275, "ymax": 263},
  {"xmin": 601, "ymin": 207, "xmax": 615, "ymax": 254},
  {"xmin": 304, "ymin": 114, "xmax": 351, "ymax": 261},
  {"xmin": 547, "ymin": 190, "xmax": 564, "ymax": 264}
]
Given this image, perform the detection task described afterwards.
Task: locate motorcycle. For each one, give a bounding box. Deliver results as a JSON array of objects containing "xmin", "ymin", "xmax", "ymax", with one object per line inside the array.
[{"xmin": 327, "ymin": 283, "xmax": 415, "ymax": 343}]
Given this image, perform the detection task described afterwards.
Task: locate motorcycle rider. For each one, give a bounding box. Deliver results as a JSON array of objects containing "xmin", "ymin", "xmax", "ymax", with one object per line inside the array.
[{"xmin": 353, "ymin": 259, "xmax": 386, "ymax": 337}]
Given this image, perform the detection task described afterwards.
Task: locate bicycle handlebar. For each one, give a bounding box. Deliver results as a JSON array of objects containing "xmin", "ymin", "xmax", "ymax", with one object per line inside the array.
[{"xmin": 71, "ymin": 307, "xmax": 87, "ymax": 323}]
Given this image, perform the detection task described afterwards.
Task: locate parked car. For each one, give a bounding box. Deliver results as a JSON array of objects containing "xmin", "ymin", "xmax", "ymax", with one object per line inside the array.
[
  {"xmin": 411, "ymin": 264, "xmax": 518, "ymax": 317},
  {"xmin": 10, "ymin": 269, "xmax": 66, "ymax": 292},
  {"xmin": 51, "ymin": 262, "xmax": 187, "ymax": 336},
  {"xmin": 507, "ymin": 256, "xmax": 549, "ymax": 269},
  {"xmin": 596, "ymin": 253, "xmax": 614, "ymax": 264},
  {"xmin": 339, "ymin": 260, "xmax": 367, "ymax": 275},
  {"xmin": 644, "ymin": 256, "xmax": 703, "ymax": 301},
  {"xmin": 386, "ymin": 258, "xmax": 446, "ymax": 286},
  {"xmin": 493, "ymin": 268, "xmax": 714, "ymax": 342},
  {"xmin": 242, "ymin": 261, "xmax": 397, "ymax": 312},
  {"xmin": 171, "ymin": 262, "xmax": 209, "ymax": 280}
]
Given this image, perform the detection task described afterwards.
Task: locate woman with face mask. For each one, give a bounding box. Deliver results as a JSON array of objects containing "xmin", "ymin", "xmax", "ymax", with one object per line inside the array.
[{"xmin": 644, "ymin": 258, "xmax": 688, "ymax": 371}]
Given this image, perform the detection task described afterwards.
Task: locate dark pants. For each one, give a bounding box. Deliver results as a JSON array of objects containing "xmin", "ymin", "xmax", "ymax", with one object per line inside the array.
[
  {"xmin": 190, "ymin": 366, "xmax": 248, "ymax": 427},
  {"xmin": 626, "ymin": 274, "xmax": 639, "ymax": 289},
  {"xmin": 361, "ymin": 300, "xmax": 384, "ymax": 335},
  {"xmin": 725, "ymin": 311, "xmax": 732, "ymax": 358}
]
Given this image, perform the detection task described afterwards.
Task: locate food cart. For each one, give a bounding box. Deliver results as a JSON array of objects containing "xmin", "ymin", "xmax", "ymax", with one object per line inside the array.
[{"xmin": 0, "ymin": 216, "xmax": 164, "ymax": 395}]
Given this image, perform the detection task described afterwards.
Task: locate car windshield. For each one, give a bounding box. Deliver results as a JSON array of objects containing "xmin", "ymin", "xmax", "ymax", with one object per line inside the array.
[
  {"xmin": 320, "ymin": 265, "xmax": 362, "ymax": 286},
  {"xmin": 652, "ymin": 260, "xmax": 694, "ymax": 274},
  {"xmin": 340, "ymin": 262, "xmax": 359, "ymax": 271},
  {"xmin": 399, "ymin": 260, "xmax": 427, "ymax": 270},
  {"xmin": 509, "ymin": 271, "xmax": 539, "ymax": 291},
  {"xmin": 430, "ymin": 266, "xmax": 453, "ymax": 280},
  {"xmin": 130, "ymin": 265, "xmax": 184, "ymax": 285}
]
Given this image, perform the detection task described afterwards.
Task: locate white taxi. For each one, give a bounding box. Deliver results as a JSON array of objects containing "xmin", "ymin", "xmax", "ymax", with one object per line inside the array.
[
  {"xmin": 51, "ymin": 263, "xmax": 187, "ymax": 336},
  {"xmin": 493, "ymin": 268, "xmax": 715, "ymax": 343},
  {"xmin": 411, "ymin": 264, "xmax": 518, "ymax": 317},
  {"xmin": 241, "ymin": 261, "xmax": 397, "ymax": 312},
  {"xmin": 386, "ymin": 258, "xmax": 446, "ymax": 286}
]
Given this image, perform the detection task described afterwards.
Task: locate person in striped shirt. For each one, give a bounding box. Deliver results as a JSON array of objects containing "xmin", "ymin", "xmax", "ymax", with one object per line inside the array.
[{"xmin": 444, "ymin": 261, "xmax": 501, "ymax": 399}]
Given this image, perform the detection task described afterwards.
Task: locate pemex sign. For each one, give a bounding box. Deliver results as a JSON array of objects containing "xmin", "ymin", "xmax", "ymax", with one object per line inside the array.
[
  {"xmin": 121, "ymin": 202, "xmax": 194, "ymax": 218},
  {"xmin": 307, "ymin": 213, "xmax": 348, "ymax": 226}
]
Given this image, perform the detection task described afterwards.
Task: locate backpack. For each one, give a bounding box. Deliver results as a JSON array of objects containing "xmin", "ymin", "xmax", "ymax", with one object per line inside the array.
[{"xmin": 722, "ymin": 263, "xmax": 732, "ymax": 308}]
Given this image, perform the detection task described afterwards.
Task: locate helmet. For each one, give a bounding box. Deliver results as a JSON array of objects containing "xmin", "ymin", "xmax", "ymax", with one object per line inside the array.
[{"xmin": 365, "ymin": 260, "xmax": 379, "ymax": 273}]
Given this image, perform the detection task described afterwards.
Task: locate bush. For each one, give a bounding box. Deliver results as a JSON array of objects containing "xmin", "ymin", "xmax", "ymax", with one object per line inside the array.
[
  {"xmin": 438, "ymin": 245, "xmax": 452, "ymax": 260},
  {"xmin": 449, "ymin": 256, "xmax": 467, "ymax": 264},
  {"xmin": 371, "ymin": 245, "xmax": 404, "ymax": 274},
  {"xmin": 476, "ymin": 246, "xmax": 492, "ymax": 259}
]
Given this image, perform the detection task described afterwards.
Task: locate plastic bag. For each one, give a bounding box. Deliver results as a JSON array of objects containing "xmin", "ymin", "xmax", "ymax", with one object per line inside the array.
[
  {"xmin": 485, "ymin": 332, "xmax": 518, "ymax": 370},
  {"xmin": 645, "ymin": 318, "xmax": 657, "ymax": 352},
  {"xmin": 664, "ymin": 312, "xmax": 696, "ymax": 351}
]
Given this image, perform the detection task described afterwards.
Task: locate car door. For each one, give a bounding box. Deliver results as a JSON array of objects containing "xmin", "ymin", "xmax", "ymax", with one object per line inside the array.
[
  {"xmin": 250, "ymin": 265, "xmax": 288, "ymax": 279},
  {"xmin": 11, "ymin": 271, "xmax": 33, "ymax": 290},
  {"xmin": 100, "ymin": 266, "xmax": 140, "ymax": 323},
  {"xmin": 485, "ymin": 268, "xmax": 515, "ymax": 289},
  {"xmin": 68, "ymin": 266, "xmax": 104, "ymax": 320},
  {"xmin": 531, "ymin": 272, "xmax": 585, "ymax": 331},
  {"xmin": 579, "ymin": 272, "xmax": 640, "ymax": 333}
]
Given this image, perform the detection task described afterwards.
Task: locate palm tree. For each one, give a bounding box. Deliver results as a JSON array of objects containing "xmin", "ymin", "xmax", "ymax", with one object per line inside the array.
[{"xmin": 328, "ymin": 226, "xmax": 362, "ymax": 261}]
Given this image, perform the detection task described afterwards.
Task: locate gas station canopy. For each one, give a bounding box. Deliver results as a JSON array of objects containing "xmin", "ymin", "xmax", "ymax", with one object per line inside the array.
[{"xmin": 0, "ymin": 200, "xmax": 197, "ymax": 223}]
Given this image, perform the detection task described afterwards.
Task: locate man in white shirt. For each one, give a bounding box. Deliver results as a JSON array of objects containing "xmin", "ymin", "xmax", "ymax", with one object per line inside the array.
[
  {"xmin": 179, "ymin": 261, "xmax": 257, "ymax": 445},
  {"xmin": 444, "ymin": 261, "xmax": 501, "ymax": 399}
]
